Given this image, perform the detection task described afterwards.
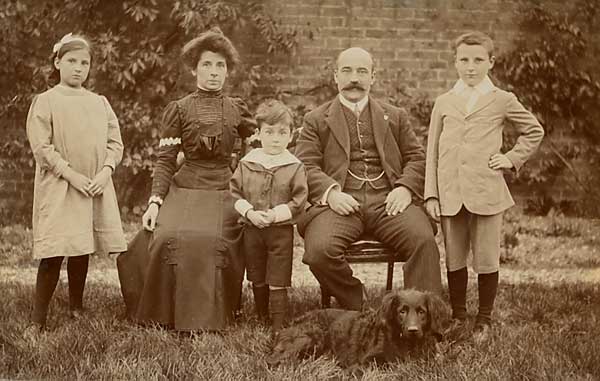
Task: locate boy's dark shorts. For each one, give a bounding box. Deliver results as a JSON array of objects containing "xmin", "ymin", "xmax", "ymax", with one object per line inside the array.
[{"xmin": 243, "ymin": 224, "xmax": 294, "ymax": 287}]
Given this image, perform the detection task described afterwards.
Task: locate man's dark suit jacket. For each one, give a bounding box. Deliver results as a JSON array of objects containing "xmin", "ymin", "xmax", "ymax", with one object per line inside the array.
[{"xmin": 295, "ymin": 96, "xmax": 426, "ymax": 234}]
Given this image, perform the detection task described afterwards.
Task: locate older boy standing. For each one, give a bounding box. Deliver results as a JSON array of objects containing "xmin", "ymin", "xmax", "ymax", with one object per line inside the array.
[{"xmin": 425, "ymin": 31, "xmax": 544, "ymax": 339}]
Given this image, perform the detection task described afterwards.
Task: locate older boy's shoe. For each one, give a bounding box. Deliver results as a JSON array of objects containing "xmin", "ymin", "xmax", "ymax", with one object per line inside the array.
[
  {"xmin": 69, "ymin": 308, "xmax": 87, "ymax": 320},
  {"xmin": 472, "ymin": 319, "xmax": 492, "ymax": 344}
]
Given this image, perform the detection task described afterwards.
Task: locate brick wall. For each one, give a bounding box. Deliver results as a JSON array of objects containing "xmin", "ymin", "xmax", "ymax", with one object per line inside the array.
[{"xmin": 263, "ymin": 0, "xmax": 521, "ymax": 102}]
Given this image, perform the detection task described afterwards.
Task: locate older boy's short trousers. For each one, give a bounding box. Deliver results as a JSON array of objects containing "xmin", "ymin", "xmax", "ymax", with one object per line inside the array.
[
  {"xmin": 441, "ymin": 207, "xmax": 503, "ymax": 274},
  {"xmin": 243, "ymin": 224, "xmax": 294, "ymax": 287}
]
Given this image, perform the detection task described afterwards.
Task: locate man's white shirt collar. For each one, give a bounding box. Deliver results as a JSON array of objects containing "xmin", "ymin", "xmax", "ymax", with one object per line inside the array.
[
  {"xmin": 452, "ymin": 76, "xmax": 495, "ymax": 96},
  {"xmin": 339, "ymin": 94, "xmax": 369, "ymax": 114}
]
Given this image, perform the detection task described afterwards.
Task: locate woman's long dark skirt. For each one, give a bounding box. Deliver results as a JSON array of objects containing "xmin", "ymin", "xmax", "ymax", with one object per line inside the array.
[{"xmin": 117, "ymin": 185, "xmax": 244, "ymax": 331}]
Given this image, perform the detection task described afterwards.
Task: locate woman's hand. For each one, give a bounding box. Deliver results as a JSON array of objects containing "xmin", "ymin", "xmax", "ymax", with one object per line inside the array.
[
  {"xmin": 87, "ymin": 167, "xmax": 112, "ymax": 196},
  {"xmin": 63, "ymin": 168, "xmax": 92, "ymax": 197},
  {"xmin": 143, "ymin": 203, "xmax": 160, "ymax": 231},
  {"xmin": 246, "ymin": 210, "xmax": 271, "ymax": 229}
]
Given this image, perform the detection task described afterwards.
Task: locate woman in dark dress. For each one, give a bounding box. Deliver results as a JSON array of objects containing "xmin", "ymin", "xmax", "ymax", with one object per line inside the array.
[{"xmin": 117, "ymin": 29, "xmax": 255, "ymax": 331}]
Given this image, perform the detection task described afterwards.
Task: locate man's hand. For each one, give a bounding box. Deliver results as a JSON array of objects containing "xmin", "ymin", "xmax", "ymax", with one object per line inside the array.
[
  {"xmin": 425, "ymin": 198, "xmax": 441, "ymax": 222},
  {"xmin": 63, "ymin": 169, "xmax": 92, "ymax": 197},
  {"xmin": 87, "ymin": 167, "xmax": 112, "ymax": 197},
  {"xmin": 247, "ymin": 210, "xmax": 272, "ymax": 229},
  {"xmin": 385, "ymin": 186, "xmax": 412, "ymax": 216},
  {"xmin": 488, "ymin": 153, "xmax": 513, "ymax": 170},
  {"xmin": 142, "ymin": 203, "xmax": 159, "ymax": 231},
  {"xmin": 327, "ymin": 189, "xmax": 360, "ymax": 216}
]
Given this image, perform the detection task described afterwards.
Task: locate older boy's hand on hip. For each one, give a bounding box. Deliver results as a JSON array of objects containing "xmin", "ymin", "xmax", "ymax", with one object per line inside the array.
[
  {"xmin": 142, "ymin": 203, "xmax": 159, "ymax": 231},
  {"xmin": 247, "ymin": 210, "xmax": 271, "ymax": 229},
  {"xmin": 425, "ymin": 198, "xmax": 441, "ymax": 222},
  {"xmin": 488, "ymin": 153, "xmax": 513, "ymax": 170},
  {"xmin": 385, "ymin": 186, "xmax": 412, "ymax": 216},
  {"xmin": 87, "ymin": 167, "xmax": 112, "ymax": 196},
  {"xmin": 327, "ymin": 189, "xmax": 360, "ymax": 216},
  {"xmin": 63, "ymin": 168, "xmax": 93, "ymax": 197}
]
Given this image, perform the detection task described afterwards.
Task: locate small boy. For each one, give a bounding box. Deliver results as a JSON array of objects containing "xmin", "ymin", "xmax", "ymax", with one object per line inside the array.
[
  {"xmin": 424, "ymin": 31, "xmax": 544, "ymax": 339},
  {"xmin": 230, "ymin": 99, "xmax": 308, "ymax": 334}
]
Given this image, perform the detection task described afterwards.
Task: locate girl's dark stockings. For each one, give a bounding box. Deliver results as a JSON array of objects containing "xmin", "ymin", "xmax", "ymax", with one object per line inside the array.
[{"xmin": 32, "ymin": 255, "xmax": 90, "ymax": 326}]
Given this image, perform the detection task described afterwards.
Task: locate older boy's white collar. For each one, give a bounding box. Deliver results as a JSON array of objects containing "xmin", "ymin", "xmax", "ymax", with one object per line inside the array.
[
  {"xmin": 452, "ymin": 76, "xmax": 495, "ymax": 112},
  {"xmin": 452, "ymin": 75, "xmax": 495, "ymax": 96}
]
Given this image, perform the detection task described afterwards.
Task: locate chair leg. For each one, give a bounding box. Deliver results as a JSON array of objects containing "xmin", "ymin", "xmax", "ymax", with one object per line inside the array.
[
  {"xmin": 320, "ymin": 287, "xmax": 331, "ymax": 308},
  {"xmin": 386, "ymin": 262, "xmax": 394, "ymax": 291}
]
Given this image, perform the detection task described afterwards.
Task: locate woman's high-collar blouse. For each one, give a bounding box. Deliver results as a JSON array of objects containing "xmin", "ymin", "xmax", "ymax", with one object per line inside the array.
[{"xmin": 150, "ymin": 89, "xmax": 256, "ymax": 202}]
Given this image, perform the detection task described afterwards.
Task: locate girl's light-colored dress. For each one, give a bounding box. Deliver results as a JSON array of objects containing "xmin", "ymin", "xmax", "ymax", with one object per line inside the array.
[{"xmin": 26, "ymin": 84, "xmax": 127, "ymax": 259}]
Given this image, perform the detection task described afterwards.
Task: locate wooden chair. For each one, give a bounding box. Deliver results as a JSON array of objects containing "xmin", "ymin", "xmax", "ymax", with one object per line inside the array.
[
  {"xmin": 320, "ymin": 223, "xmax": 438, "ymax": 308},
  {"xmin": 320, "ymin": 234, "xmax": 396, "ymax": 308}
]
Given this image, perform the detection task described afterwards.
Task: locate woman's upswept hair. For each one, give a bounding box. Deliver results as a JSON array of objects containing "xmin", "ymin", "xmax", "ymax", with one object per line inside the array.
[{"xmin": 181, "ymin": 27, "xmax": 240, "ymax": 70}]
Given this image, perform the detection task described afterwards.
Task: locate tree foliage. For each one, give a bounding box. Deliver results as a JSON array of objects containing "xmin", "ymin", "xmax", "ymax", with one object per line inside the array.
[
  {"xmin": 0, "ymin": 0, "xmax": 297, "ymax": 218},
  {"xmin": 493, "ymin": 0, "xmax": 600, "ymax": 216}
]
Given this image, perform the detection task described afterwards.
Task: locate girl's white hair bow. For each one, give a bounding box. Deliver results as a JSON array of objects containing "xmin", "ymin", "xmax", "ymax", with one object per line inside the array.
[{"xmin": 52, "ymin": 33, "xmax": 88, "ymax": 54}]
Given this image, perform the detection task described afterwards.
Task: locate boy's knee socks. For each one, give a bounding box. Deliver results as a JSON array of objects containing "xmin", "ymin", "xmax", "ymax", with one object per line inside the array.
[
  {"xmin": 252, "ymin": 284, "xmax": 270, "ymax": 320},
  {"xmin": 447, "ymin": 267, "xmax": 468, "ymax": 320},
  {"xmin": 269, "ymin": 288, "xmax": 288, "ymax": 333},
  {"xmin": 477, "ymin": 271, "xmax": 499, "ymax": 324}
]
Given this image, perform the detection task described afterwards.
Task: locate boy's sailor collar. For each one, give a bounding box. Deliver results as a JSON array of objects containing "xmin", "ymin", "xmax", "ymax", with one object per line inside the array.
[
  {"xmin": 338, "ymin": 94, "xmax": 369, "ymax": 114},
  {"xmin": 452, "ymin": 76, "xmax": 495, "ymax": 96},
  {"xmin": 241, "ymin": 148, "xmax": 300, "ymax": 169}
]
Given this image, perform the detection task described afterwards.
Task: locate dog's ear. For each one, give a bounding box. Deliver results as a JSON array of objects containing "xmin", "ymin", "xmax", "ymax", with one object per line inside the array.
[
  {"xmin": 425, "ymin": 292, "xmax": 450, "ymax": 340},
  {"xmin": 379, "ymin": 291, "xmax": 400, "ymax": 328}
]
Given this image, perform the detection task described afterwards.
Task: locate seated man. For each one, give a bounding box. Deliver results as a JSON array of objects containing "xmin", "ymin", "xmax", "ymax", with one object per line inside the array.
[{"xmin": 295, "ymin": 47, "xmax": 442, "ymax": 310}]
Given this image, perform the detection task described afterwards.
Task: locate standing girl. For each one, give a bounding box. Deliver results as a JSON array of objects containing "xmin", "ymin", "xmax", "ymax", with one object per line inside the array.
[{"xmin": 25, "ymin": 33, "xmax": 127, "ymax": 332}]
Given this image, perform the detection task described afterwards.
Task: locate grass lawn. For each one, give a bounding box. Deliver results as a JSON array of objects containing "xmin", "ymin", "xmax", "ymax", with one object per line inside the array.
[{"xmin": 1, "ymin": 209, "xmax": 599, "ymax": 380}]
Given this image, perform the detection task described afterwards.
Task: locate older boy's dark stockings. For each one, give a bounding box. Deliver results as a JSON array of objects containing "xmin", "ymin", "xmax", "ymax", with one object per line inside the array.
[
  {"xmin": 477, "ymin": 271, "xmax": 498, "ymax": 326},
  {"xmin": 447, "ymin": 267, "xmax": 468, "ymax": 320},
  {"xmin": 32, "ymin": 255, "xmax": 90, "ymax": 327}
]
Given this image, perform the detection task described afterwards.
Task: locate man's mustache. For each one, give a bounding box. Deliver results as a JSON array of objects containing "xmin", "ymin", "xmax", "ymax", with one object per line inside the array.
[{"xmin": 343, "ymin": 83, "xmax": 365, "ymax": 91}]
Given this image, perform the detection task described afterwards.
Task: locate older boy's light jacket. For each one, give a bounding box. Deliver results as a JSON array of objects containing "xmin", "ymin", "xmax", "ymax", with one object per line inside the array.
[
  {"xmin": 424, "ymin": 80, "xmax": 544, "ymax": 216},
  {"xmin": 230, "ymin": 148, "xmax": 308, "ymax": 225}
]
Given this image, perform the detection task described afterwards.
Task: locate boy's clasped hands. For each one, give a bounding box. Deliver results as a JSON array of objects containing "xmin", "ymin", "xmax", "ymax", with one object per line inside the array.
[
  {"xmin": 63, "ymin": 166, "xmax": 112, "ymax": 197},
  {"xmin": 246, "ymin": 209, "xmax": 277, "ymax": 229}
]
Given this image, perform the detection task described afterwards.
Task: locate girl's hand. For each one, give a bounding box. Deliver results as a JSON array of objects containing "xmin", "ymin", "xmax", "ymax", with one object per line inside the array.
[
  {"xmin": 488, "ymin": 153, "xmax": 513, "ymax": 170},
  {"xmin": 87, "ymin": 167, "xmax": 112, "ymax": 196},
  {"xmin": 246, "ymin": 210, "xmax": 271, "ymax": 229},
  {"xmin": 64, "ymin": 169, "xmax": 93, "ymax": 197},
  {"xmin": 142, "ymin": 203, "xmax": 160, "ymax": 231},
  {"xmin": 425, "ymin": 198, "xmax": 441, "ymax": 222}
]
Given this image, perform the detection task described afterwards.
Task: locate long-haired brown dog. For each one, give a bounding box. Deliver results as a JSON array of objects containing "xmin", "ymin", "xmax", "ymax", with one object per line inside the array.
[{"xmin": 268, "ymin": 289, "xmax": 449, "ymax": 368}]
